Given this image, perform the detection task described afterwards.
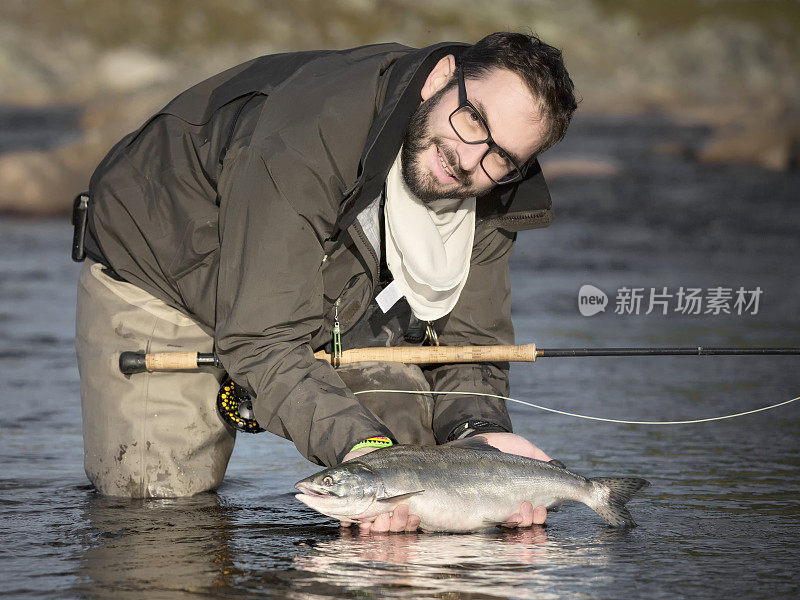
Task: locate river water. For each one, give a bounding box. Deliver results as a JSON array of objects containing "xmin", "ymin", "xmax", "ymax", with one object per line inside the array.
[{"xmin": 1, "ymin": 112, "xmax": 798, "ymax": 599}]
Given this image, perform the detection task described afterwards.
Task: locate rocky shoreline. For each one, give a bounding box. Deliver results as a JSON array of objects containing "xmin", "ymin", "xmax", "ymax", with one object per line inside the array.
[{"xmin": 1, "ymin": 0, "xmax": 797, "ymax": 215}]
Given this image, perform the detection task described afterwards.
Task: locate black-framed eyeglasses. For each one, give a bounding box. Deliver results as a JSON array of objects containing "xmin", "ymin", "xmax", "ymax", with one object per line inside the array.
[{"xmin": 448, "ymin": 65, "xmax": 526, "ymax": 184}]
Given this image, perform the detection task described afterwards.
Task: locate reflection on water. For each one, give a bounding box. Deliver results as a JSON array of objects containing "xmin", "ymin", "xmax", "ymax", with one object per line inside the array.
[
  {"xmin": 75, "ymin": 495, "xmax": 240, "ymax": 598},
  {"xmin": 295, "ymin": 528, "xmax": 557, "ymax": 600},
  {"xmin": 2, "ymin": 113, "xmax": 799, "ymax": 599},
  {"xmin": 74, "ymin": 490, "xmax": 630, "ymax": 600}
]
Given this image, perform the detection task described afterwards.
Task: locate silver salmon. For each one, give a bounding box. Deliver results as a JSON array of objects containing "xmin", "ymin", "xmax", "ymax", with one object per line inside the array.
[{"xmin": 294, "ymin": 441, "xmax": 650, "ymax": 532}]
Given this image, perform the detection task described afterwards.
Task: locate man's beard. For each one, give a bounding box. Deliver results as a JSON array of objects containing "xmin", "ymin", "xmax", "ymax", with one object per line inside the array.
[{"xmin": 401, "ymin": 87, "xmax": 481, "ymax": 202}]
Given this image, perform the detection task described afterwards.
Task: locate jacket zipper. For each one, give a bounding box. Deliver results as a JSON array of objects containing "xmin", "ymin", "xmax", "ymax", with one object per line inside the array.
[{"xmin": 332, "ymin": 298, "xmax": 342, "ymax": 360}]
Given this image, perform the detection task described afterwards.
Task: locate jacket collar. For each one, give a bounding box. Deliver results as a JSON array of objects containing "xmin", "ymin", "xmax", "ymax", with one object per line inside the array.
[{"xmin": 332, "ymin": 41, "xmax": 554, "ymax": 240}]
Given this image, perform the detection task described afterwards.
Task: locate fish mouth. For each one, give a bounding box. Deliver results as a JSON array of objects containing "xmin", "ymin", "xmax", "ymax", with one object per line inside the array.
[{"xmin": 294, "ymin": 481, "xmax": 337, "ymax": 498}]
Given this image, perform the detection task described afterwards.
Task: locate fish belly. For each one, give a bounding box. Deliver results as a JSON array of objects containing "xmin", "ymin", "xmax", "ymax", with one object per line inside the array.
[{"xmin": 406, "ymin": 487, "xmax": 562, "ymax": 533}]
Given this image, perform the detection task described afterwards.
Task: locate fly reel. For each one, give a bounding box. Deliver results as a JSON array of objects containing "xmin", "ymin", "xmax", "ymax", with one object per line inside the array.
[{"xmin": 216, "ymin": 377, "xmax": 264, "ymax": 433}]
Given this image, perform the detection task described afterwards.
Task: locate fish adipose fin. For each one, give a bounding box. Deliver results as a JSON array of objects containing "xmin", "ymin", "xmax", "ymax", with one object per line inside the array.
[
  {"xmin": 375, "ymin": 490, "xmax": 425, "ymax": 503},
  {"xmin": 588, "ymin": 477, "xmax": 651, "ymax": 528}
]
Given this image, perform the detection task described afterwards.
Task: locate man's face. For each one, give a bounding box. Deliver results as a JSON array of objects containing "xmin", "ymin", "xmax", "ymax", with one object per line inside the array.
[{"xmin": 401, "ymin": 67, "xmax": 547, "ymax": 202}]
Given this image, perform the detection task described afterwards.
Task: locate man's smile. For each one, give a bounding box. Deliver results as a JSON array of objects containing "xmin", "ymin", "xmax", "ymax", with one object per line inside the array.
[{"xmin": 434, "ymin": 144, "xmax": 459, "ymax": 183}]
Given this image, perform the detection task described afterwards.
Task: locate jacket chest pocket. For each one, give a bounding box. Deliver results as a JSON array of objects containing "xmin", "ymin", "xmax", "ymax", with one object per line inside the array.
[{"xmin": 323, "ymin": 273, "xmax": 372, "ymax": 333}]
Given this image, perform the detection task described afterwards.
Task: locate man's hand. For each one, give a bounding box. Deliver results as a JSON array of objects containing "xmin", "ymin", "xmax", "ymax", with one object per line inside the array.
[
  {"xmin": 341, "ymin": 447, "xmax": 376, "ymax": 462},
  {"xmin": 340, "ymin": 433, "xmax": 551, "ymax": 532},
  {"xmin": 477, "ymin": 431, "xmax": 552, "ymax": 462}
]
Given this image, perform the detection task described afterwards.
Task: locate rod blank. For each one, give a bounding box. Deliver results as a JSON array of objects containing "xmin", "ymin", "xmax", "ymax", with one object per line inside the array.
[{"xmin": 538, "ymin": 347, "xmax": 800, "ymax": 357}]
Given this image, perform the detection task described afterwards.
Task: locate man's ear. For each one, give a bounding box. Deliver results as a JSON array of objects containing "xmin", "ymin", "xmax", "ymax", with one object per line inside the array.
[{"xmin": 420, "ymin": 54, "xmax": 456, "ymax": 101}]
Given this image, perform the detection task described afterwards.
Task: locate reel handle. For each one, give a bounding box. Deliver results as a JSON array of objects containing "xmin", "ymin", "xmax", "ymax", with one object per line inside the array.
[{"xmin": 119, "ymin": 351, "xmax": 220, "ymax": 374}]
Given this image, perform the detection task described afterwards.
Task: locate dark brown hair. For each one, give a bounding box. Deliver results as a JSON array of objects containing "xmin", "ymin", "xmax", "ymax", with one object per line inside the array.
[{"xmin": 457, "ymin": 32, "xmax": 578, "ymax": 155}]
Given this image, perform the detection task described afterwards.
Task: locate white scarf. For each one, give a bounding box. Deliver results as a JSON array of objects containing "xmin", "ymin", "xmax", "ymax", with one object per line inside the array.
[{"xmin": 384, "ymin": 149, "xmax": 475, "ymax": 321}]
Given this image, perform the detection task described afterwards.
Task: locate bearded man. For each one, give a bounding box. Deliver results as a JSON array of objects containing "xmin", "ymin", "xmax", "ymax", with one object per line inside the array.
[{"xmin": 75, "ymin": 31, "xmax": 577, "ymax": 532}]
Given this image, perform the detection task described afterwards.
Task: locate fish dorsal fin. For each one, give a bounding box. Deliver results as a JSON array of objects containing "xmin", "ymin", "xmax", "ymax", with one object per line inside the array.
[
  {"xmin": 445, "ymin": 436, "xmax": 503, "ymax": 452},
  {"xmin": 375, "ymin": 489, "xmax": 425, "ymax": 503}
]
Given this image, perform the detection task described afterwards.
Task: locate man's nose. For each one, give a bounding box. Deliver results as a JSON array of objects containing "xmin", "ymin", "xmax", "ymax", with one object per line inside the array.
[{"xmin": 456, "ymin": 142, "xmax": 488, "ymax": 173}]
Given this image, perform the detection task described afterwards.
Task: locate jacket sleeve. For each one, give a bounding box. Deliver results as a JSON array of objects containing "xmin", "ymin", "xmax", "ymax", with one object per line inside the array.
[
  {"xmin": 424, "ymin": 223, "xmax": 517, "ymax": 443},
  {"xmin": 214, "ymin": 147, "xmax": 393, "ymax": 466}
]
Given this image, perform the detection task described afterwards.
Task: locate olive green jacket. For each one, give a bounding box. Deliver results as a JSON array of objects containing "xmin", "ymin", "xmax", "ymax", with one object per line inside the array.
[{"xmin": 87, "ymin": 42, "xmax": 554, "ymax": 466}]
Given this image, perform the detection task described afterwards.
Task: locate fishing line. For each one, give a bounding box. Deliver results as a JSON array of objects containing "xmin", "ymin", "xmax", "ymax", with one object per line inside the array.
[{"xmin": 353, "ymin": 390, "xmax": 800, "ymax": 425}]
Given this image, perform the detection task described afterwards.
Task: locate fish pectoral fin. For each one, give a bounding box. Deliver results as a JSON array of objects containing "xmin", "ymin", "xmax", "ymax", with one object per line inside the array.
[{"xmin": 375, "ymin": 490, "xmax": 425, "ymax": 503}]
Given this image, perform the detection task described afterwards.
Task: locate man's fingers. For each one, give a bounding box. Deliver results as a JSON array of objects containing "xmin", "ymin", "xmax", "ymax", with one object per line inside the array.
[
  {"xmin": 350, "ymin": 507, "xmax": 420, "ymax": 534},
  {"xmin": 501, "ymin": 502, "xmax": 546, "ymax": 528},
  {"xmin": 370, "ymin": 512, "xmax": 392, "ymax": 533},
  {"xmin": 518, "ymin": 502, "xmax": 535, "ymax": 527},
  {"xmin": 389, "ymin": 504, "xmax": 409, "ymax": 532},
  {"xmin": 500, "ymin": 513, "xmax": 522, "ymax": 528},
  {"xmin": 405, "ymin": 514, "xmax": 421, "ymax": 532}
]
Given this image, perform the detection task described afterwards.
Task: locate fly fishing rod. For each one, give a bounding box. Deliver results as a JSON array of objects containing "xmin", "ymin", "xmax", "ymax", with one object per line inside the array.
[
  {"xmin": 118, "ymin": 345, "xmax": 800, "ymax": 433},
  {"xmin": 118, "ymin": 344, "xmax": 800, "ymax": 375}
]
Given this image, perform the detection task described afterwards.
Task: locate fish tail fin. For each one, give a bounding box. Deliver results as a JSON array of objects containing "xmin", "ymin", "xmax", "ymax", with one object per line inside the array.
[{"xmin": 587, "ymin": 477, "xmax": 651, "ymax": 528}]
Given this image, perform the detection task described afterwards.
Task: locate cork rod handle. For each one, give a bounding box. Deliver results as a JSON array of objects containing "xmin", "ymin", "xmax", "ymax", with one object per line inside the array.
[
  {"xmin": 313, "ymin": 344, "xmax": 537, "ymax": 365},
  {"xmin": 145, "ymin": 352, "xmax": 200, "ymax": 371},
  {"xmin": 118, "ymin": 345, "xmax": 538, "ymax": 375}
]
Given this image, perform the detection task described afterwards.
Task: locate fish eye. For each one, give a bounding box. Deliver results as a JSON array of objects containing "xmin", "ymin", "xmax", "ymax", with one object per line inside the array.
[{"xmin": 321, "ymin": 476, "xmax": 334, "ymax": 486}]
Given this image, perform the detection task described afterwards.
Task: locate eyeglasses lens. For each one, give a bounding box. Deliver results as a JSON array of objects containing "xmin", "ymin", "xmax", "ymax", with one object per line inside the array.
[
  {"xmin": 449, "ymin": 105, "xmax": 522, "ymax": 184},
  {"xmin": 450, "ymin": 106, "xmax": 488, "ymax": 143}
]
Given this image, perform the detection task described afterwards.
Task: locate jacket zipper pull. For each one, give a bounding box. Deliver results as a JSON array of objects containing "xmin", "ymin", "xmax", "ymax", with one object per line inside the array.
[
  {"xmin": 425, "ymin": 322, "xmax": 439, "ymax": 346},
  {"xmin": 332, "ymin": 299, "xmax": 342, "ymax": 367}
]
